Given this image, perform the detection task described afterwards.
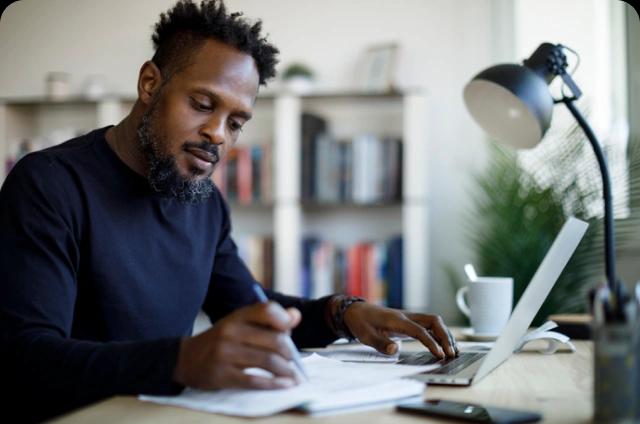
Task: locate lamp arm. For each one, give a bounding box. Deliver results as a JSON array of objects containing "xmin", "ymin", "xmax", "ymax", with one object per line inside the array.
[{"xmin": 561, "ymin": 97, "xmax": 618, "ymax": 294}]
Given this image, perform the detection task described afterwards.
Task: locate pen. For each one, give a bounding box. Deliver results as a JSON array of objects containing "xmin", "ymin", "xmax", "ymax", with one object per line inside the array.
[{"xmin": 252, "ymin": 283, "xmax": 310, "ymax": 382}]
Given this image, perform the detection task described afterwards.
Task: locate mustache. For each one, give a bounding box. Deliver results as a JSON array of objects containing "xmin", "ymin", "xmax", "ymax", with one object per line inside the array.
[{"xmin": 183, "ymin": 141, "xmax": 220, "ymax": 164}]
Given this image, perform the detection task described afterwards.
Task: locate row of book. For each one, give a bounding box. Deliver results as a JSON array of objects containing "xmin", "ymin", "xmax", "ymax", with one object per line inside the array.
[
  {"xmin": 213, "ymin": 144, "xmax": 273, "ymax": 205},
  {"xmin": 301, "ymin": 236, "xmax": 403, "ymax": 308},
  {"xmin": 235, "ymin": 233, "xmax": 404, "ymax": 308},
  {"xmin": 301, "ymin": 113, "xmax": 403, "ymax": 204}
]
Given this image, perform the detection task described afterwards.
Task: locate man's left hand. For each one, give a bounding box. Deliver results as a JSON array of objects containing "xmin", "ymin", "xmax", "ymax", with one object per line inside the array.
[{"xmin": 343, "ymin": 302, "xmax": 458, "ymax": 358}]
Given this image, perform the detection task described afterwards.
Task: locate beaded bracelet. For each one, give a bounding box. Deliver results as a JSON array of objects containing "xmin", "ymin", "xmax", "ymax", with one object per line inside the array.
[{"xmin": 332, "ymin": 295, "xmax": 365, "ymax": 340}]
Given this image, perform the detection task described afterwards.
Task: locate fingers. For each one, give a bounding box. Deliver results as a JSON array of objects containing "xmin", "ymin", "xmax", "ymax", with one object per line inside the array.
[
  {"xmin": 389, "ymin": 317, "xmax": 447, "ymax": 358},
  {"xmin": 240, "ymin": 302, "xmax": 299, "ymax": 332},
  {"xmin": 222, "ymin": 305, "xmax": 303, "ymax": 360},
  {"xmin": 175, "ymin": 302, "xmax": 306, "ymax": 391},
  {"xmin": 220, "ymin": 322, "xmax": 292, "ymax": 360},
  {"xmin": 447, "ymin": 327, "xmax": 460, "ymax": 356},
  {"xmin": 229, "ymin": 344, "xmax": 298, "ymax": 382},
  {"xmin": 407, "ymin": 313, "xmax": 458, "ymax": 357},
  {"xmin": 358, "ymin": 327, "xmax": 399, "ymax": 355}
]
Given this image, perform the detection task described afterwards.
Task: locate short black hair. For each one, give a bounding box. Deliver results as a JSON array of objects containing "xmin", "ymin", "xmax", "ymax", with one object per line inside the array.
[{"xmin": 151, "ymin": 0, "xmax": 279, "ymax": 86}]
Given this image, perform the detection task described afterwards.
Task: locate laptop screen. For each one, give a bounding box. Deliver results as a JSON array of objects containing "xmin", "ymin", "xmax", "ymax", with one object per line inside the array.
[{"xmin": 473, "ymin": 217, "xmax": 588, "ymax": 382}]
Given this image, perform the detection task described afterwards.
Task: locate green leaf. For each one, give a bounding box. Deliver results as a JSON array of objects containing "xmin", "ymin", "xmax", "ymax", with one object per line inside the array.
[{"xmin": 461, "ymin": 123, "xmax": 640, "ymax": 325}]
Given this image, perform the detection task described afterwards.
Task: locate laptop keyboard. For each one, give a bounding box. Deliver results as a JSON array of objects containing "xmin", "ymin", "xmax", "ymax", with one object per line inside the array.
[{"xmin": 398, "ymin": 352, "xmax": 485, "ymax": 375}]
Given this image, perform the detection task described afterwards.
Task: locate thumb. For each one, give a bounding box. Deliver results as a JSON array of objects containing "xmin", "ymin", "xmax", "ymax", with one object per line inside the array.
[
  {"xmin": 286, "ymin": 307, "xmax": 302, "ymax": 329},
  {"xmin": 362, "ymin": 331, "xmax": 398, "ymax": 355}
]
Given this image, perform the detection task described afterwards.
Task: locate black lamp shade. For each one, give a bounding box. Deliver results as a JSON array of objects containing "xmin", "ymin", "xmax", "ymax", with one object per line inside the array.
[{"xmin": 463, "ymin": 64, "xmax": 554, "ymax": 149}]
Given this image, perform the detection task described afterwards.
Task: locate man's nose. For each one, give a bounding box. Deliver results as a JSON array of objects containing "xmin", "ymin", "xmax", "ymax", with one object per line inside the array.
[{"xmin": 200, "ymin": 115, "xmax": 226, "ymax": 145}]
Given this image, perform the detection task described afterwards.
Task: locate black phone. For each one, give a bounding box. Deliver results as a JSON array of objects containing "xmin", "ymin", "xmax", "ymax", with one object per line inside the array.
[{"xmin": 396, "ymin": 399, "xmax": 542, "ymax": 424}]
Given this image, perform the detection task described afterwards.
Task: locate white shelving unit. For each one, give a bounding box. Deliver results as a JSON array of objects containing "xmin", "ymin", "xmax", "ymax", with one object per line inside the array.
[
  {"xmin": 268, "ymin": 91, "xmax": 430, "ymax": 310},
  {"xmin": 0, "ymin": 96, "xmax": 131, "ymax": 185},
  {"xmin": 0, "ymin": 90, "xmax": 431, "ymax": 311}
]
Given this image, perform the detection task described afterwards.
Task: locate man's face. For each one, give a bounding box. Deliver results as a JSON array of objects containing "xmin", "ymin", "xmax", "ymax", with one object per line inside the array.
[{"xmin": 138, "ymin": 38, "xmax": 259, "ymax": 203}]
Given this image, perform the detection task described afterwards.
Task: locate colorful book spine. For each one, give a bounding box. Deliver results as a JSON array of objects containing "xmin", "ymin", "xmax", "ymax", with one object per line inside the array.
[
  {"xmin": 213, "ymin": 144, "xmax": 272, "ymax": 205},
  {"xmin": 301, "ymin": 236, "xmax": 403, "ymax": 306}
]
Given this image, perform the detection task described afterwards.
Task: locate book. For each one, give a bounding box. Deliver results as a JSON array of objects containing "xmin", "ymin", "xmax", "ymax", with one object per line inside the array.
[
  {"xmin": 337, "ymin": 140, "xmax": 353, "ymax": 202},
  {"xmin": 225, "ymin": 147, "xmax": 239, "ymax": 201},
  {"xmin": 302, "ymin": 236, "xmax": 403, "ymax": 306},
  {"xmin": 262, "ymin": 237, "xmax": 274, "ymax": 290},
  {"xmin": 260, "ymin": 143, "xmax": 273, "ymax": 204},
  {"xmin": 301, "ymin": 113, "xmax": 327, "ymax": 201},
  {"xmin": 311, "ymin": 241, "xmax": 335, "ymax": 298},
  {"xmin": 386, "ymin": 236, "xmax": 403, "ymax": 309},
  {"xmin": 315, "ymin": 133, "xmax": 340, "ymax": 203},
  {"xmin": 236, "ymin": 234, "xmax": 275, "ymax": 289},
  {"xmin": 250, "ymin": 145, "xmax": 262, "ymax": 203},
  {"xmin": 301, "ymin": 238, "xmax": 319, "ymax": 298},
  {"xmin": 212, "ymin": 159, "xmax": 227, "ymax": 197},
  {"xmin": 236, "ymin": 147, "xmax": 252, "ymax": 205}
]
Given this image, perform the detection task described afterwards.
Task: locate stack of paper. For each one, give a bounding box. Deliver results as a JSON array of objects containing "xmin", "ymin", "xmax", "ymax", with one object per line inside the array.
[
  {"xmin": 314, "ymin": 340, "xmax": 401, "ymax": 363},
  {"xmin": 140, "ymin": 353, "xmax": 437, "ymax": 416}
]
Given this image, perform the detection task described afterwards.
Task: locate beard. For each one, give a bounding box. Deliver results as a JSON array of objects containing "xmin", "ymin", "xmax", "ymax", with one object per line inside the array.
[{"xmin": 136, "ymin": 101, "xmax": 218, "ymax": 204}]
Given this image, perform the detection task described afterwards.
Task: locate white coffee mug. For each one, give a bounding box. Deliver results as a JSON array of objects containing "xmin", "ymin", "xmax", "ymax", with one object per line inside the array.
[{"xmin": 456, "ymin": 277, "xmax": 513, "ymax": 335}]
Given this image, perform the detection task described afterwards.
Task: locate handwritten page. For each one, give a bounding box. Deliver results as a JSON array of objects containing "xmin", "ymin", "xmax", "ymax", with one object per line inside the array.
[{"xmin": 139, "ymin": 353, "xmax": 437, "ymax": 417}]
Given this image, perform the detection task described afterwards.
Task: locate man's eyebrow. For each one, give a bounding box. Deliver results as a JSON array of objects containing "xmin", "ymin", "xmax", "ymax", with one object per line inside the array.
[{"xmin": 192, "ymin": 88, "xmax": 253, "ymax": 120}]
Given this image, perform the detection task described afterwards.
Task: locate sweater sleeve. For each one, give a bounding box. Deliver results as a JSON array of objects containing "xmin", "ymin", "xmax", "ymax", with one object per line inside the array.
[
  {"xmin": 202, "ymin": 192, "xmax": 338, "ymax": 348},
  {"xmin": 0, "ymin": 155, "xmax": 183, "ymax": 422}
]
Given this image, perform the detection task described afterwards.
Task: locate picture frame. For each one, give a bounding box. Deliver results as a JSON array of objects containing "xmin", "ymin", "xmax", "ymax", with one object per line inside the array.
[{"xmin": 357, "ymin": 43, "xmax": 398, "ymax": 92}]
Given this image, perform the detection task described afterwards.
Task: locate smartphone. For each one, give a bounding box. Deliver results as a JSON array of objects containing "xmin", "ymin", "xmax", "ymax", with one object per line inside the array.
[{"xmin": 396, "ymin": 399, "xmax": 542, "ymax": 423}]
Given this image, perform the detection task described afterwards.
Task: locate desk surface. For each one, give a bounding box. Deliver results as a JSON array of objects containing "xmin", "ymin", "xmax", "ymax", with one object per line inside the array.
[{"xmin": 54, "ymin": 340, "xmax": 593, "ymax": 424}]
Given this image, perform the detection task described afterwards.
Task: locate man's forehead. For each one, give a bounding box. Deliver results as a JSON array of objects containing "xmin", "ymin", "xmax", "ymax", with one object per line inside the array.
[{"xmin": 181, "ymin": 39, "xmax": 259, "ymax": 90}]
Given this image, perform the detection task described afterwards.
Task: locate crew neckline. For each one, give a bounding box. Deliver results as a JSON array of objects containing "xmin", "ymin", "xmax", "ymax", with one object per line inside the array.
[{"xmin": 91, "ymin": 125, "xmax": 153, "ymax": 191}]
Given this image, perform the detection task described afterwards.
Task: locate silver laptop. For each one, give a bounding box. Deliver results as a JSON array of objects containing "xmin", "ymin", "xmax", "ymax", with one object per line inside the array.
[{"xmin": 399, "ymin": 217, "xmax": 588, "ymax": 386}]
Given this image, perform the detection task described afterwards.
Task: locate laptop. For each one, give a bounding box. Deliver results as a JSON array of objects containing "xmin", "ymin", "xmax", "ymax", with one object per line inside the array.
[{"xmin": 399, "ymin": 216, "xmax": 588, "ymax": 386}]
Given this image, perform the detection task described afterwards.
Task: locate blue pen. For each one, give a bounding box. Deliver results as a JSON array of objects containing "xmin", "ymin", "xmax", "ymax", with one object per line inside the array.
[{"xmin": 252, "ymin": 284, "xmax": 309, "ymax": 382}]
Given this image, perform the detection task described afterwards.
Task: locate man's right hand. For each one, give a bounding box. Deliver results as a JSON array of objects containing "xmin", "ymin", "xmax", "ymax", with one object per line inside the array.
[{"xmin": 173, "ymin": 302, "xmax": 302, "ymax": 390}]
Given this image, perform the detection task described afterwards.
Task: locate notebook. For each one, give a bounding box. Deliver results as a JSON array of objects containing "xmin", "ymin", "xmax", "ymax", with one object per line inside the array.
[{"xmin": 140, "ymin": 353, "xmax": 437, "ymax": 416}]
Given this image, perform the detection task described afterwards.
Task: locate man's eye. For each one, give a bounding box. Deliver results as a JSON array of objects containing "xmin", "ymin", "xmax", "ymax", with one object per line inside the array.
[
  {"xmin": 229, "ymin": 120, "xmax": 243, "ymax": 132},
  {"xmin": 190, "ymin": 97, "xmax": 212, "ymax": 111}
]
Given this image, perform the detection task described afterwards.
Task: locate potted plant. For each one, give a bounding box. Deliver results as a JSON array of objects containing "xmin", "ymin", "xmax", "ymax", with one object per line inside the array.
[
  {"xmin": 447, "ymin": 124, "xmax": 639, "ymax": 326},
  {"xmin": 281, "ymin": 62, "xmax": 315, "ymax": 94}
]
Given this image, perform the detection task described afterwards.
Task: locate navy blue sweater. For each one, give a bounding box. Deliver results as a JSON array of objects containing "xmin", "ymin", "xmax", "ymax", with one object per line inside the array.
[{"xmin": 0, "ymin": 126, "xmax": 336, "ymax": 422}]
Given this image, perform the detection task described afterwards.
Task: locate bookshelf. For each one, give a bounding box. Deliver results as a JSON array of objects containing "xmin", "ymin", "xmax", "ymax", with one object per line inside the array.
[
  {"xmin": 0, "ymin": 96, "xmax": 132, "ymax": 178},
  {"xmin": 0, "ymin": 90, "xmax": 430, "ymax": 311},
  {"xmin": 270, "ymin": 91, "xmax": 430, "ymax": 310}
]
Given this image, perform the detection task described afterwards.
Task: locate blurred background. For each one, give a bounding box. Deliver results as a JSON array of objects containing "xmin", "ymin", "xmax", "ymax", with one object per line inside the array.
[{"xmin": 0, "ymin": 0, "xmax": 638, "ymax": 325}]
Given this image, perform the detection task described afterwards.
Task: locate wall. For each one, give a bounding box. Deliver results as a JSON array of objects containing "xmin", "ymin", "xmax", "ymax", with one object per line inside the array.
[
  {"xmin": 514, "ymin": 0, "xmax": 637, "ymax": 287},
  {"xmin": 0, "ymin": 0, "xmax": 497, "ymax": 322},
  {"xmin": 619, "ymin": 2, "xmax": 640, "ymax": 285}
]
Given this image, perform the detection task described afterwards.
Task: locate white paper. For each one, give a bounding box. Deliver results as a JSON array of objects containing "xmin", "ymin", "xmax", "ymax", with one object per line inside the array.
[
  {"xmin": 300, "ymin": 378, "xmax": 424, "ymax": 414},
  {"xmin": 316, "ymin": 340, "xmax": 402, "ymax": 362},
  {"xmin": 139, "ymin": 353, "xmax": 435, "ymax": 417}
]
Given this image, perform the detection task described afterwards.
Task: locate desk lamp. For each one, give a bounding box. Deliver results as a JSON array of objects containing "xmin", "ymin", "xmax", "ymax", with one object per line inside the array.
[{"xmin": 462, "ymin": 42, "xmax": 626, "ymax": 313}]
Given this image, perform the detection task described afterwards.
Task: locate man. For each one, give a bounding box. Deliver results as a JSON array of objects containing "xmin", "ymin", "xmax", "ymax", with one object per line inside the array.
[{"xmin": 0, "ymin": 0, "xmax": 457, "ymax": 421}]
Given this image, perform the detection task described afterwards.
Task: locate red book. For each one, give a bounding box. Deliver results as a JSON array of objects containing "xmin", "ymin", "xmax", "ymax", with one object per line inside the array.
[
  {"xmin": 261, "ymin": 143, "xmax": 273, "ymax": 204},
  {"xmin": 361, "ymin": 243, "xmax": 375, "ymax": 301},
  {"xmin": 237, "ymin": 147, "xmax": 252, "ymax": 205},
  {"xmin": 212, "ymin": 159, "xmax": 227, "ymax": 198},
  {"xmin": 346, "ymin": 245, "xmax": 362, "ymax": 297}
]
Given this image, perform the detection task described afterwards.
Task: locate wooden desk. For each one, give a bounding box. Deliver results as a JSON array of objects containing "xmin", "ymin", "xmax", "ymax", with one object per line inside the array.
[{"xmin": 54, "ymin": 340, "xmax": 593, "ymax": 423}]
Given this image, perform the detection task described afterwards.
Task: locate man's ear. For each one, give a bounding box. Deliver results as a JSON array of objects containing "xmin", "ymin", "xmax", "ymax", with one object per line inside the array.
[{"xmin": 137, "ymin": 61, "xmax": 164, "ymax": 106}]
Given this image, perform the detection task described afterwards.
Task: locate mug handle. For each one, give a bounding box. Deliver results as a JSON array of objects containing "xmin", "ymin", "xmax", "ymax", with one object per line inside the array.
[{"xmin": 456, "ymin": 286, "xmax": 471, "ymax": 318}]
